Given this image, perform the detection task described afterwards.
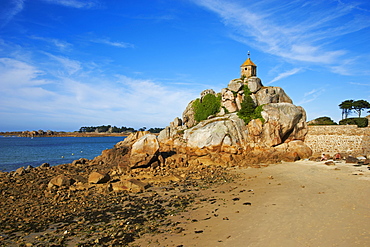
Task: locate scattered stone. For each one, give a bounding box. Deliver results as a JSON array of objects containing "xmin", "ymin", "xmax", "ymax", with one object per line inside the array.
[
  {"xmin": 346, "ymin": 156, "xmax": 359, "ymax": 164},
  {"xmin": 195, "ymin": 230, "xmax": 204, "ymax": 234},
  {"xmin": 88, "ymin": 172, "xmax": 110, "ymax": 184},
  {"xmin": 14, "ymin": 167, "xmax": 25, "ymax": 176},
  {"xmin": 325, "ymin": 161, "xmax": 335, "ymax": 166},
  {"xmin": 243, "ymin": 202, "xmax": 252, "ymax": 206},
  {"xmin": 48, "ymin": 175, "xmax": 74, "ymax": 188},
  {"xmin": 39, "ymin": 163, "xmax": 50, "ymax": 168}
]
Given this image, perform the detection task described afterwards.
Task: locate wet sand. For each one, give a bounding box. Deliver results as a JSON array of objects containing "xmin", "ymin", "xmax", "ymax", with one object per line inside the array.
[{"xmin": 131, "ymin": 160, "xmax": 370, "ymax": 247}]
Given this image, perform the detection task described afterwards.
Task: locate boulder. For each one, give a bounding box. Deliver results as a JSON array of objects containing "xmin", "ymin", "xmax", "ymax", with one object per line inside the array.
[
  {"xmin": 184, "ymin": 113, "xmax": 247, "ymax": 149},
  {"xmin": 116, "ymin": 131, "xmax": 150, "ymax": 147},
  {"xmin": 88, "ymin": 172, "xmax": 110, "ymax": 184},
  {"xmin": 201, "ymin": 89, "xmax": 216, "ymax": 98},
  {"xmin": 254, "ymin": 87, "xmax": 292, "ymax": 105},
  {"xmin": 39, "ymin": 163, "xmax": 50, "ymax": 168},
  {"xmin": 221, "ymin": 88, "xmax": 238, "ymax": 113},
  {"xmin": 227, "ymin": 79, "xmax": 243, "ymax": 92},
  {"xmin": 14, "ymin": 167, "xmax": 25, "ymax": 176},
  {"xmin": 48, "ymin": 175, "xmax": 74, "ymax": 188},
  {"xmin": 130, "ymin": 134, "xmax": 160, "ymax": 168},
  {"xmin": 182, "ymin": 99, "xmax": 197, "ymax": 128},
  {"xmin": 170, "ymin": 117, "xmax": 182, "ymax": 128},
  {"xmin": 247, "ymin": 77, "xmax": 262, "ymax": 93},
  {"xmin": 260, "ymin": 103, "xmax": 306, "ymax": 146},
  {"xmin": 346, "ymin": 156, "xmax": 359, "ymax": 164},
  {"xmin": 110, "ymin": 179, "xmax": 149, "ymax": 193}
]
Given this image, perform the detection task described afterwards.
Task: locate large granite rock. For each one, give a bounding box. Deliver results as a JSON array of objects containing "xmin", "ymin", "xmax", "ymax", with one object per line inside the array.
[
  {"xmin": 247, "ymin": 77, "xmax": 262, "ymax": 93},
  {"xmin": 228, "ymin": 79, "xmax": 243, "ymax": 92},
  {"xmin": 182, "ymin": 99, "xmax": 197, "ymax": 128},
  {"xmin": 254, "ymin": 87, "xmax": 292, "ymax": 105},
  {"xmin": 129, "ymin": 134, "xmax": 160, "ymax": 168},
  {"xmin": 184, "ymin": 113, "xmax": 246, "ymax": 149},
  {"xmin": 221, "ymin": 88, "xmax": 238, "ymax": 113}
]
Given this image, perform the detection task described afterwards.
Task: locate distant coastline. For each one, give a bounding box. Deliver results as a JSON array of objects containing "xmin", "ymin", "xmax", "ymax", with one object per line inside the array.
[{"xmin": 0, "ymin": 131, "xmax": 130, "ymax": 137}]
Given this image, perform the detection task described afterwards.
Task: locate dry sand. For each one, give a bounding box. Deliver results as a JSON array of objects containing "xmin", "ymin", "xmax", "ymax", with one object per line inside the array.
[{"xmin": 131, "ymin": 160, "xmax": 370, "ymax": 247}]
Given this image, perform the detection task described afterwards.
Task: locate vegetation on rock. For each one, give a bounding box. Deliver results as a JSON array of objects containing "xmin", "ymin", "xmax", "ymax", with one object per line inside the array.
[
  {"xmin": 192, "ymin": 94, "xmax": 221, "ymax": 123},
  {"xmin": 339, "ymin": 117, "xmax": 368, "ymax": 127},
  {"xmin": 308, "ymin": 116, "xmax": 337, "ymax": 125},
  {"xmin": 237, "ymin": 85, "xmax": 264, "ymax": 124}
]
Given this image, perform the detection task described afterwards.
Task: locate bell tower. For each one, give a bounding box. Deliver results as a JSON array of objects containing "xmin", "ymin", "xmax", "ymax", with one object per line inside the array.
[{"xmin": 240, "ymin": 52, "xmax": 257, "ymax": 78}]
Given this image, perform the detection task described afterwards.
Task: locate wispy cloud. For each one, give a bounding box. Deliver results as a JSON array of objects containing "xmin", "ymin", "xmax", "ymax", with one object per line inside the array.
[
  {"xmin": 297, "ymin": 88, "xmax": 326, "ymax": 105},
  {"xmin": 29, "ymin": 36, "xmax": 72, "ymax": 51},
  {"xmin": 40, "ymin": 0, "xmax": 99, "ymax": 9},
  {"xmin": 43, "ymin": 53, "xmax": 82, "ymax": 76},
  {"xmin": 349, "ymin": 81, "xmax": 370, "ymax": 86},
  {"xmin": 193, "ymin": 0, "xmax": 370, "ymax": 70},
  {"xmin": 267, "ymin": 68, "xmax": 303, "ymax": 85},
  {"xmin": 0, "ymin": 0, "xmax": 24, "ymax": 28},
  {"xmin": 90, "ymin": 38, "xmax": 134, "ymax": 48}
]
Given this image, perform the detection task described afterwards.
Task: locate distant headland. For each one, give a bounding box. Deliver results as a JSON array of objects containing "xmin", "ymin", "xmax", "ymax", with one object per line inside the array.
[{"xmin": 0, "ymin": 125, "xmax": 164, "ymax": 137}]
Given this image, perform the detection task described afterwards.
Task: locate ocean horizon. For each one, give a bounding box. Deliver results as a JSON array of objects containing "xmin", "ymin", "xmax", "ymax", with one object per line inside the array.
[{"xmin": 0, "ymin": 136, "xmax": 125, "ymax": 172}]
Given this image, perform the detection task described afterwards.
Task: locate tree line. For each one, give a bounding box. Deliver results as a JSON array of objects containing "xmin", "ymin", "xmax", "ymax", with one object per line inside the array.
[
  {"xmin": 78, "ymin": 125, "xmax": 164, "ymax": 133},
  {"xmin": 339, "ymin": 99, "xmax": 370, "ymax": 119}
]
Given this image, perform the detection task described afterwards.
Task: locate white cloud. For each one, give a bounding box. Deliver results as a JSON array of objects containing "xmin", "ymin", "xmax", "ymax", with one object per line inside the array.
[
  {"xmin": 267, "ymin": 68, "xmax": 303, "ymax": 85},
  {"xmin": 0, "ymin": 58, "xmax": 47, "ymax": 87}
]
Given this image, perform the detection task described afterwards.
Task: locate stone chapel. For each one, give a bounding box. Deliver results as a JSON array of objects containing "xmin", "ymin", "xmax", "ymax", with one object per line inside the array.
[{"xmin": 240, "ymin": 55, "xmax": 257, "ymax": 78}]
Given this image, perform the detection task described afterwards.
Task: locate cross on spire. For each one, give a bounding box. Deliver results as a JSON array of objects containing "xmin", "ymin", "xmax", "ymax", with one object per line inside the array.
[{"xmin": 247, "ymin": 51, "xmax": 250, "ymax": 58}]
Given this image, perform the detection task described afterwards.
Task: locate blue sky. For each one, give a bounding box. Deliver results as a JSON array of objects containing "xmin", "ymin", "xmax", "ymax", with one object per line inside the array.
[{"xmin": 1, "ymin": 0, "xmax": 370, "ymax": 131}]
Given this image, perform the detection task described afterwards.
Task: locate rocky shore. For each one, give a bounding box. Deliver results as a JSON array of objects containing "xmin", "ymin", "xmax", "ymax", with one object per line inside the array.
[{"xmin": 0, "ymin": 152, "xmax": 236, "ymax": 246}]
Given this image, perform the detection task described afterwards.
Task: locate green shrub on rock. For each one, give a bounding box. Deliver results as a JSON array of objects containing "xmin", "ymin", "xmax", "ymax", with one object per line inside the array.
[
  {"xmin": 339, "ymin": 117, "xmax": 368, "ymax": 127},
  {"xmin": 193, "ymin": 94, "xmax": 221, "ymax": 123},
  {"xmin": 237, "ymin": 85, "xmax": 264, "ymax": 124},
  {"xmin": 308, "ymin": 116, "xmax": 337, "ymax": 125}
]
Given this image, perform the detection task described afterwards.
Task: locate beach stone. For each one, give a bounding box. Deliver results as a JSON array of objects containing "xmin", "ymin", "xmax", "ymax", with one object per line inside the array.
[
  {"xmin": 110, "ymin": 179, "xmax": 149, "ymax": 193},
  {"xmin": 48, "ymin": 175, "xmax": 74, "ymax": 188},
  {"xmin": 25, "ymin": 165, "xmax": 34, "ymax": 172},
  {"xmin": 88, "ymin": 172, "xmax": 110, "ymax": 184},
  {"xmin": 40, "ymin": 163, "xmax": 50, "ymax": 168},
  {"xmin": 14, "ymin": 167, "xmax": 25, "ymax": 176},
  {"xmin": 325, "ymin": 161, "xmax": 335, "ymax": 166},
  {"xmin": 345, "ymin": 156, "xmax": 358, "ymax": 164}
]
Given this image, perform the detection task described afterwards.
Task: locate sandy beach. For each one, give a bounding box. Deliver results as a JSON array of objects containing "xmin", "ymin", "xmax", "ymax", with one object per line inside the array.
[{"xmin": 131, "ymin": 160, "xmax": 370, "ymax": 247}]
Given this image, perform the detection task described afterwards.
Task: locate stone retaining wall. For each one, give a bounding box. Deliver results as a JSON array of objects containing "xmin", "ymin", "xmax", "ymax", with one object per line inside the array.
[{"xmin": 305, "ymin": 125, "xmax": 370, "ymax": 156}]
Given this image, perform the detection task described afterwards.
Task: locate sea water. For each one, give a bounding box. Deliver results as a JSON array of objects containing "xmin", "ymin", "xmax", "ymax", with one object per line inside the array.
[{"xmin": 0, "ymin": 136, "xmax": 125, "ymax": 172}]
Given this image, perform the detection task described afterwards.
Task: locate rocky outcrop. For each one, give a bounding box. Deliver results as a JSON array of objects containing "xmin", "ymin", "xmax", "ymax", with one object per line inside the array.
[
  {"xmin": 154, "ymin": 73, "xmax": 311, "ymax": 166},
  {"xmin": 93, "ymin": 72, "xmax": 311, "ymax": 170}
]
